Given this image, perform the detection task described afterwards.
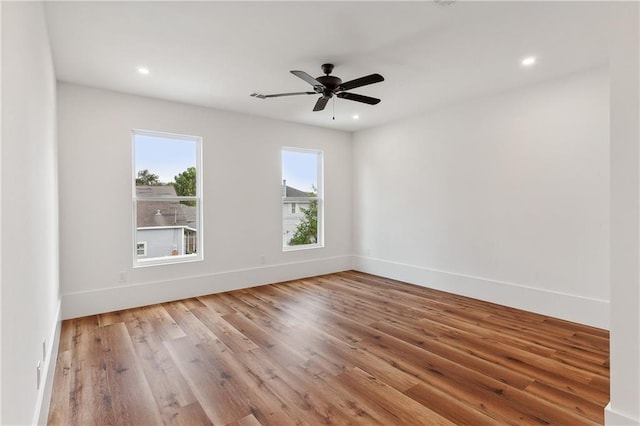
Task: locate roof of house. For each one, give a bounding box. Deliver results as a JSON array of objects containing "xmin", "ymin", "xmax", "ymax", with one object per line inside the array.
[
  {"xmin": 180, "ymin": 204, "xmax": 197, "ymax": 227},
  {"xmin": 136, "ymin": 185, "xmax": 189, "ymax": 228},
  {"xmin": 284, "ymin": 185, "xmax": 313, "ymax": 198},
  {"xmin": 136, "ymin": 185, "xmax": 179, "ymax": 198}
]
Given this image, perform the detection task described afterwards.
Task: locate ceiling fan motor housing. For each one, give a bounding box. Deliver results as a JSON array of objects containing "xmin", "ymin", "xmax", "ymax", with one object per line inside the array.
[{"xmin": 316, "ymin": 75, "xmax": 343, "ymax": 98}]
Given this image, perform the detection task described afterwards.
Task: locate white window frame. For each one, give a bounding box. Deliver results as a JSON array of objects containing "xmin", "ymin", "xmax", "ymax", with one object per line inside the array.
[
  {"xmin": 282, "ymin": 147, "xmax": 324, "ymax": 251},
  {"xmin": 132, "ymin": 129, "xmax": 203, "ymax": 267}
]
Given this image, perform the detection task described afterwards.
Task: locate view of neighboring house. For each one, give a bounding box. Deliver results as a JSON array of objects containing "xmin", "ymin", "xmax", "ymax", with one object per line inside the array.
[
  {"xmin": 136, "ymin": 185, "xmax": 197, "ymax": 258},
  {"xmin": 282, "ymin": 181, "xmax": 312, "ymax": 246}
]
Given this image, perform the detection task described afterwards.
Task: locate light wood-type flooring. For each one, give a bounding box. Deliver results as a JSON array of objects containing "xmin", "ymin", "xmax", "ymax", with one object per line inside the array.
[{"xmin": 48, "ymin": 271, "xmax": 610, "ymax": 425}]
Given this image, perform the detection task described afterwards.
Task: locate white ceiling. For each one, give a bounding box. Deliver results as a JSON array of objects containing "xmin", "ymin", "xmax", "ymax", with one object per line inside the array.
[{"xmin": 44, "ymin": 1, "xmax": 613, "ymax": 132}]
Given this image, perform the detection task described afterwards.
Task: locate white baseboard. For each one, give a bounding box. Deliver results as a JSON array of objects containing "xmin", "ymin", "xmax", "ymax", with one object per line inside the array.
[
  {"xmin": 62, "ymin": 256, "xmax": 353, "ymax": 319},
  {"xmin": 353, "ymin": 256, "xmax": 609, "ymax": 329},
  {"xmin": 606, "ymin": 402, "xmax": 640, "ymax": 425},
  {"xmin": 34, "ymin": 299, "xmax": 62, "ymax": 425}
]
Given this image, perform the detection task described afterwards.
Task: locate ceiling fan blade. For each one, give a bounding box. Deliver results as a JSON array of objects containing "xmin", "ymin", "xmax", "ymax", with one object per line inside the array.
[
  {"xmin": 313, "ymin": 97, "xmax": 329, "ymax": 111},
  {"xmin": 251, "ymin": 92, "xmax": 315, "ymax": 99},
  {"xmin": 336, "ymin": 92, "xmax": 381, "ymax": 105},
  {"xmin": 291, "ymin": 70, "xmax": 324, "ymax": 90},
  {"xmin": 338, "ymin": 73, "xmax": 384, "ymax": 92}
]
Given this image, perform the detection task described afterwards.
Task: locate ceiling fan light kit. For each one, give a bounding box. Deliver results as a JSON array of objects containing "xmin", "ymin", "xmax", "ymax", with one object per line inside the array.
[{"xmin": 251, "ymin": 63, "xmax": 384, "ymax": 113}]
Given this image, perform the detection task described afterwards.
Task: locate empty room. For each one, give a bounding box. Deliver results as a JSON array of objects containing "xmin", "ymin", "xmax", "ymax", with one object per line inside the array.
[{"xmin": 1, "ymin": 1, "xmax": 639, "ymax": 425}]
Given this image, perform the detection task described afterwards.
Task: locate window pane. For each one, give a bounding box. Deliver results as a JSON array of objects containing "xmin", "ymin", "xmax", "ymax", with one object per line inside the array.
[
  {"xmin": 282, "ymin": 148, "xmax": 322, "ymax": 249},
  {"xmin": 135, "ymin": 133, "xmax": 197, "ymax": 196},
  {"xmin": 133, "ymin": 130, "xmax": 201, "ymax": 265},
  {"xmin": 283, "ymin": 200, "xmax": 318, "ymax": 247},
  {"xmin": 135, "ymin": 199, "xmax": 199, "ymax": 258},
  {"xmin": 282, "ymin": 150, "xmax": 318, "ymax": 195}
]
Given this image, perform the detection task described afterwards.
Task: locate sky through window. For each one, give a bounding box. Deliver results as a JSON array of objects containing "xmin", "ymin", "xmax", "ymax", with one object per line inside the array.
[
  {"xmin": 135, "ymin": 134, "xmax": 196, "ymax": 184},
  {"xmin": 282, "ymin": 150, "xmax": 319, "ymax": 194}
]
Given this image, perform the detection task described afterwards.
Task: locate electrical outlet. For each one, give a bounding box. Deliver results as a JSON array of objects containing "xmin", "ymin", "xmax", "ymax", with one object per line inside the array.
[
  {"xmin": 118, "ymin": 271, "xmax": 127, "ymax": 282},
  {"xmin": 260, "ymin": 255, "xmax": 266, "ymax": 264},
  {"xmin": 36, "ymin": 361, "xmax": 41, "ymax": 390},
  {"xmin": 42, "ymin": 339, "xmax": 46, "ymax": 362}
]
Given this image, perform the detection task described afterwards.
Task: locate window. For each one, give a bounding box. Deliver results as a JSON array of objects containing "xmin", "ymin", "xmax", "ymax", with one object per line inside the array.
[
  {"xmin": 282, "ymin": 147, "xmax": 323, "ymax": 250},
  {"xmin": 133, "ymin": 130, "xmax": 202, "ymax": 266},
  {"xmin": 136, "ymin": 242, "xmax": 147, "ymax": 256}
]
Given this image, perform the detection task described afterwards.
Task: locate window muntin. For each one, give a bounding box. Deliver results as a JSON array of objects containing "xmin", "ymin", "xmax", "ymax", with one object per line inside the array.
[
  {"xmin": 282, "ymin": 148, "xmax": 323, "ymax": 250},
  {"xmin": 133, "ymin": 130, "xmax": 202, "ymax": 266}
]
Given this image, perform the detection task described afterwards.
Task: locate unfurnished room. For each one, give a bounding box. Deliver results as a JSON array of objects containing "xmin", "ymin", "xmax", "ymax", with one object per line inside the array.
[{"xmin": 1, "ymin": 1, "xmax": 639, "ymax": 425}]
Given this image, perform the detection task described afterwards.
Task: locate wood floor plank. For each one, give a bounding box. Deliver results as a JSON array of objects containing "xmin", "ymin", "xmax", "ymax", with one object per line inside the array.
[
  {"xmin": 283, "ymin": 362, "xmax": 387, "ymax": 424},
  {"xmin": 190, "ymin": 306, "xmax": 260, "ymax": 354},
  {"xmin": 369, "ymin": 320, "xmax": 534, "ymax": 389},
  {"xmin": 46, "ymin": 350, "xmax": 75, "ymax": 425},
  {"xmin": 165, "ymin": 402, "xmax": 213, "ymax": 426},
  {"xmin": 228, "ymin": 413, "xmax": 262, "ymax": 426},
  {"xmin": 360, "ymin": 337, "xmax": 599, "ymax": 425},
  {"xmin": 197, "ymin": 293, "xmax": 239, "ymax": 316},
  {"xmin": 49, "ymin": 271, "xmax": 610, "ymax": 425},
  {"xmin": 405, "ymin": 382, "xmax": 501, "ymax": 425},
  {"xmin": 100, "ymin": 322, "xmax": 164, "ymax": 425},
  {"xmin": 524, "ymin": 380, "xmax": 605, "ymax": 423},
  {"xmin": 240, "ymin": 297, "xmax": 421, "ymax": 391},
  {"xmin": 229, "ymin": 346, "xmax": 359, "ymax": 425},
  {"xmin": 49, "ymin": 317, "xmax": 117, "ymax": 426},
  {"xmin": 123, "ymin": 308, "xmax": 198, "ymax": 421},
  {"xmin": 164, "ymin": 336, "xmax": 251, "ymax": 425},
  {"xmin": 142, "ymin": 304, "xmax": 188, "ymax": 341},
  {"xmin": 334, "ymin": 367, "xmax": 456, "ymax": 425},
  {"xmin": 97, "ymin": 309, "xmax": 127, "ymax": 327},
  {"xmin": 413, "ymin": 318, "xmax": 611, "ymax": 404}
]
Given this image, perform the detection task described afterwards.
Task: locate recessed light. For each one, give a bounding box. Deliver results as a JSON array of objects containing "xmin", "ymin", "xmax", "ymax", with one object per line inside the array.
[
  {"xmin": 521, "ymin": 56, "xmax": 536, "ymax": 67},
  {"xmin": 137, "ymin": 66, "xmax": 150, "ymax": 75},
  {"xmin": 352, "ymin": 115, "xmax": 360, "ymax": 120}
]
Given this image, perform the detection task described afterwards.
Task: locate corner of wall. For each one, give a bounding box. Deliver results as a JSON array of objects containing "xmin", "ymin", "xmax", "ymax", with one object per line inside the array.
[
  {"xmin": 605, "ymin": 402, "xmax": 640, "ymax": 426},
  {"xmin": 34, "ymin": 300, "xmax": 62, "ymax": 426}
]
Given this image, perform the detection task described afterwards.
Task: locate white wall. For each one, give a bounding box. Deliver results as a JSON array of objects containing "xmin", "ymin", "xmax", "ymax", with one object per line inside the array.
[
  {"xmin": 1, "ymin": 2, "xmax": 61, "ymax": 425},
  {"xmin": 353, "ymin": 67, "xmax": 610, "ymax": 329},
  {"xmin": 1, "ymin": 3, "xmax": 3, "ymax": 421},
  {"xmin": 57, "ymin": 83, "xmax": 352, "ymax": 319},
  {"xmin": 607, "ymin": 2, "xmax": 640, "ymax": 424}
]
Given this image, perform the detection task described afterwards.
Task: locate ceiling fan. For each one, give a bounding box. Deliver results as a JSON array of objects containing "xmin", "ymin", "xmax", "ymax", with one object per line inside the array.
[{"xmin": 251, "ymin": 63, "xmax": 384, "ymax": 112}]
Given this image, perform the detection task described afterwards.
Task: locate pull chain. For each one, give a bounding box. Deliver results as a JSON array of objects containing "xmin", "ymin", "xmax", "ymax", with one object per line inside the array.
[{"xmin": 332, "ymin": 97, "xmax": 335, "ymax": 120}]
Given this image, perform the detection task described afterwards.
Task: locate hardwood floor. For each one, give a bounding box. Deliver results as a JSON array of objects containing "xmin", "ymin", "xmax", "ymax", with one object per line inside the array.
[{"xmin": 48, "ymin": 271, "xmax": 609, "ymax": 425}]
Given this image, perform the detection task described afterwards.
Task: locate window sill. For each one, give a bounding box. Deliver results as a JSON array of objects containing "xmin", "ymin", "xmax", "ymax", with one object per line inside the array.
[
  {"xmin": 282, "ymin": 244, "xmax": 324, "ymax": 252},
  {"xmin": 134, "ymin": 253, "xmax": 203, "ymax": 268}
]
